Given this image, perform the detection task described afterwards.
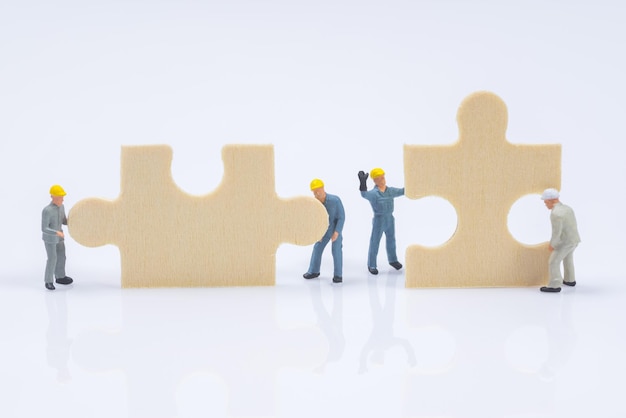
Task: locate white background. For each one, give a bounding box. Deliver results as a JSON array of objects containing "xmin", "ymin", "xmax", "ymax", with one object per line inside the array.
[{"xmin": 1, "ymin": 1, "xmax": 625, "ymax": 417}]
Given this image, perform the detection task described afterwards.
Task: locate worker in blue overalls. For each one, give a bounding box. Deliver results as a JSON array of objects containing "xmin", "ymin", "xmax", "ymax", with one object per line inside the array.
[
  {"xmin": 303, "ymin": 179, "xmax": 345, "ymax": 283},
  {"xmin": 358, "ymin": 168, "xmax": 404, "ymax": 275}
]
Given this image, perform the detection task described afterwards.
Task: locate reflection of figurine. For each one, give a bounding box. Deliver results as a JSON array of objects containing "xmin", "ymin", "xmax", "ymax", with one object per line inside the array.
[
  {"xmin": 46, "ymin": 291, "xmax": 72, "ymax": 382},
  {"xmin": 359, "ymin": 276, "xmax": 416, "ymax": 373},
  {"xmin": 42, "ymin": 185, "xmax": 73, "ymax": 290},
  {"xmin": 303, "ymin": 179, "xmax": 345, "ymax": 283},
  {"xmin": 539, "ymin": 294, "xmax": 577, "ymax": 380},
  {"xmin": 308, "ymin": 280, "xmax": 345, "ymax": 373},
  {"xmin": 358, "ymin": 168, "xmax": 405, "ymax": 275},
  {"xmin": 540, "ymin": 188, "xmax": 581, "ymax": 293}
]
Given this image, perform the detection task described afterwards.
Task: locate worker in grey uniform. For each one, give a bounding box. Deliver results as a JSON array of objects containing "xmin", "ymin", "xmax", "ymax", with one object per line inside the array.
[
  {"xmin": 42, "ymin": 185, "xmax": 74, "ymax": 290},
  {"xmin": 540, "ymin": 188, "xmax": 581, "ymax": 293}
]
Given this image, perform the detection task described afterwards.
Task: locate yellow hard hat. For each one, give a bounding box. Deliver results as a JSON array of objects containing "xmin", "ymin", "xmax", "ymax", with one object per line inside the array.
[
  {"xmin": 310, "ymin": 178, "xmax": 324, "ymax": 190},
  {"xmin": 49, "ymin": 185, "xmax": 66, "ymax": 196},
  {"xmin": 370, "ymin": 168, "xmax": 385, "ymax": 179}
]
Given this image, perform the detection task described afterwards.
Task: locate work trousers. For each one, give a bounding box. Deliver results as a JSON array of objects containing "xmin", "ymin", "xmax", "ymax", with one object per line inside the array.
[
  {"xmin": 307, "ymin": 234, "xmax": 343, "ymax": 277},
  {"xmin": 44, "ymin": 241, "xmax": 66, "ymax": 284},
  {"xmin": 547, "ymin": 244, "xmax": 577, "ymax": 288},
  {"xmin": 368, "ymin": 215, "xmax": 398, "ymax": 268}
]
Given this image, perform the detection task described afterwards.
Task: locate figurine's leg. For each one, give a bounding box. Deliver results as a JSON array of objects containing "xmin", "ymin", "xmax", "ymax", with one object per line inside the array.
[
  {"xmin": 562, "ymin": 246, "xmax": 577, "ymax": 284},
  {"xmin": 547, "ymin": 247, "xmax": 568, "ymax": 288},
  {"xmin": 307, "ymin": 236, "xmax": 329, "ymax": 274},
  {"xmin": 331, "ymin": 234, "xmax": 343, "ymax": 278},
  {"xmin": 55, "ymin": 241, "xmax": 67, "ymax": 279},
  {"xmin": 368, "ymin": 217, "xmax": 384, "ymax": 268},
  {"xmin": 44, "ymin": 243, "xmax": 57, "ymax": 284},
  {"xmin": 384, "ymin": 217, "xmax": 398, "ymax": 263},
  {"xmin": 547, "ymin": 244, "xmax": 578, "ymax": 288}
]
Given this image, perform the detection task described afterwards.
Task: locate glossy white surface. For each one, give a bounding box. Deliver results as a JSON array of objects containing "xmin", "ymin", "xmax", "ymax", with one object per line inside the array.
[{"xmin": 1, "ymin": 261, "xmax": 625, "ymax": 418}]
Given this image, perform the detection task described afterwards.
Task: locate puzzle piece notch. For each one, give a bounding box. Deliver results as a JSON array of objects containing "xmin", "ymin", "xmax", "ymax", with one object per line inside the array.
[
  {"xmin": 69, "ymin": 144, "xmax": 328, "ymax": 287},
  {"xmin": 403, "ymin": 91, "xmax": 561, "ymax": 287}
]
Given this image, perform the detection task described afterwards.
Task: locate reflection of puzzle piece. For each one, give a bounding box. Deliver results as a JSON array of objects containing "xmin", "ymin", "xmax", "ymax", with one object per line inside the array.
[
  {"xmin": 69, "ymin": 145, "xmax": 327, "ymax": 287},
  {"xmin": 71, "ymin": 291, "xmax": 325, "ymax": 417},
  {"xmin": 404, "ymin": 91, "xmax": 561, "ymax": 287},
  {"xmin": 404, "ymin": 292, "xmax": 564, "ymax": 417}
]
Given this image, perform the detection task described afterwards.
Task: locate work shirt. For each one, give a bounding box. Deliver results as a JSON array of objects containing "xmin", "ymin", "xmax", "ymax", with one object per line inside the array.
[
  {"xmin": 42, "ymin": 202, "xmax": 67, "ymax": 244},
  {"xmin": 360, "ymin": 186, "xmax": 405, "ymax": 216},
  {"xmin": 550, "ymin": 202, "xmax": 581, "ymax": 249},
  {"xmin": 322, "ymin": 193, "xmax": 345, "ymax": 239}
]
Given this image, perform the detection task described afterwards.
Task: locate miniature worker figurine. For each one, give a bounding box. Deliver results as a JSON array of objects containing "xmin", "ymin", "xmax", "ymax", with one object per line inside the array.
[
  {"xmin": 42, "ymin": 185, "xmax": 74, "ymax": 290},
  {"xmin": 540, "ymin": 188, "xmax": 581, "ymax": 293},
  {"xmin": 358, "ymin": 168, "xmax": 405, "ymax": 275},
  {"xmin": 303, "ymin": 179, "xmax": 345, "ymax": 283}
]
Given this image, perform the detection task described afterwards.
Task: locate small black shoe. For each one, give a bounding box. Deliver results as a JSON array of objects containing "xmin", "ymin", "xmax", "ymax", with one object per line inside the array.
[
  {"xmin": 540, "ymin": 286, "xmax": 561, "ymax": 293},
  {"xmin": 562, "ymin": 281, "xmax": 576, "ymax": 287},
  {"xmin": 332, "ymin": 276, "xmax": 342, "ymax": 283},
  {"xmin": 55, "ymin": 277, "xmax": 73, "ymax": 285},
  {"xmin": 303, "ymin": 272, "xmax": 320, "ymax": 279},
  {"xmin": 45, "ymin": 283, "xmax": 55, "ymax": 290},
  {"xmin": 390, "ymin": 261, "xmax": 403, "ymax": 270},
  {"xmin": 368, "ymin": 267, "xmax": 378, "ymax": 275}
]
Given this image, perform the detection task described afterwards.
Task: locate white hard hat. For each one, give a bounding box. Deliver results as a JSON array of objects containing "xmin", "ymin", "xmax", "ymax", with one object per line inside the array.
[{"xmin": 540, "ymin": 188, "xmax": 560, "ymax": 200}]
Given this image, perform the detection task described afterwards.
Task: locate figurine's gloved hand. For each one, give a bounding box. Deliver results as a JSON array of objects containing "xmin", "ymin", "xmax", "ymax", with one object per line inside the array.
[{"xmin": 358, "ymin": 171, "xmax": 369, "ymax": 191}]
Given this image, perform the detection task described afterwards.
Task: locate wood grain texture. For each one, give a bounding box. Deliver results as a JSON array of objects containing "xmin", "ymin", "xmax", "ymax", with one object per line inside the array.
[
  {"xmin": 68, "ymin": 144, "xmax": 327, "ymax": 287},
  {"xmin": 404, "ymin": 91, "xmax": 561, "ymax": 288}
]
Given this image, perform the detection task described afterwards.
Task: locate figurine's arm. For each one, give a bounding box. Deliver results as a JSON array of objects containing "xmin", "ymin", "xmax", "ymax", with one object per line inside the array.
[
  {"xmin": 360, "ymin": 187, "xmax": 379, "ymax": 204},
  {"xmin": 335, "ymin": 198, "xmax": 345, "ymax": 235},
  {"xmin": 329, "ymin": 199, "xmax": 346, "ymax": 242},
  {"xmin": 550, "ymin": 211, "xmax": 564, "ymax": 249},
  {"xmin": 42, "ymin": 207, "xmax": 63, "ymax": 238},
  {"xmin": 42, "ymin": 208, "xmax": 56, "ymax": 235},
  {"xmin": 389, "ymin": 186, "xmax": 405, "ymax": 198}
]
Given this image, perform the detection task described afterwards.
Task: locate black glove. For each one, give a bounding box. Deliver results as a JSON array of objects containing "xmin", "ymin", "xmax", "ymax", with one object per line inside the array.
[{"xmin": 358, "ymin": 171, "xmax": 369, "ymax": 191}]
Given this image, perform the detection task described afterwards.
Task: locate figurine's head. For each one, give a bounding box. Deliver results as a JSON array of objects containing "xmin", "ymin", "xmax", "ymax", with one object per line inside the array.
[
  {"xmin": 541, "ymin": 188, "xmax": 560, "ymax": 209},
  {"xmin": 370, "ymin": 168, "xmax": 386, "ymax": 189},
  {"xmin": 310, "ymin": 179, "xmax": 326, "ymax": 203},
  {"xmin": 50, "ymin": 184, "xmax": 66, "ymax": 206},
  {"xmin": 370, "ymin": 168, "xmax": 385, "ymax": 179}
]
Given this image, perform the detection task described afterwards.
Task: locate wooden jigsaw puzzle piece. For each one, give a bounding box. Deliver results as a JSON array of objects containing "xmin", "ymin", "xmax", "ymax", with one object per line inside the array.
[
  {"xmin": 69, "ymin": 144, "xmax": 327, "ymax": 287},
  {"xmin": 403, "ymin": 91, "xmax": 561, "ymax": 288}
]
